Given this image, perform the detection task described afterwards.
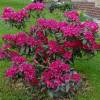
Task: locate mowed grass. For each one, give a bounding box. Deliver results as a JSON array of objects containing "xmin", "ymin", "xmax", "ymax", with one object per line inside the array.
[{"xmin": 0, "ymin": 0, "xmax": 100, "ymax": 100}]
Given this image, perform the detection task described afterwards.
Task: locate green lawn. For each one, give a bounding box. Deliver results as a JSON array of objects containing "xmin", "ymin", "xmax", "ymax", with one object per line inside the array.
[{"xmin": 0, "ymin": 0, "xmax": 100, "ymax": 100}]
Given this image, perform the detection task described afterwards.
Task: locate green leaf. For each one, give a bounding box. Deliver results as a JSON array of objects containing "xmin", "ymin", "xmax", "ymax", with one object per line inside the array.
[
  {"xmin": 48, "ymin": 90, "xmax": 54, "ymax": 98},
  {"xmin": 82, "ymin": 39, "xmax": 87, "ymax": 44},
  {"xmin": 66, "ymin": 84, "xmax": 70, "ymax": 92},
  {"xmin": 60, "ymin": 86, "xmax": 65, "ymax": 92}
]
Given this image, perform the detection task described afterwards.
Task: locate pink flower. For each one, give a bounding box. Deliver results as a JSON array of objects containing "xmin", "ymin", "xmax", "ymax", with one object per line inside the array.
[
  {"xmin": 36, "ymin": 31, "xmax": 48, "ymax": 43},
  {"xmin": 84, "ymin": 32, "xmax": 94, "ymax": 43},
  {"xmin": 11, "ymin": 56, "xmax": 27, "ymax": 64},
  {"xmin": 41, "ymin": 60, "xmax": 81, "ymax": 89},
  {"xmin": 26, "ymin": 36, "xmax": 36, "ymax": 47},
  {"xmin": 1, "ymin": 7, "xmax": 28, "ymax": 23},
  {"xmin": 11, "ymin": 9, "xmax": 29, "ymax": 22},
  {"xmin": 0, "ymin": 52, "xmax": 5, "ymax": 59},
  {"xmin": 25, "ymin": 2, "xmax": 45, "ymax": 11},
  {"xmin": 37, "ymin": 18, "xmax": 58, "ymax": 30},
  {"xmin": 19, "ymin": 63, "xmax": 36, "ymax": 81},
  {"xmin": 63, "ymin": 51, "xmax": 72, "ymax": 60},
  {"xmin": 48, "ymin": 41, "xmax": 59, "ymax": 53},
  {"xmin": 48, "ymin": 41, "xmax": 59, "ymax": 54},
  {"xmin": 58, "ymin": 45, "xmax": 65, "ymax": 54},
  {"xmin": 58, "ymin": 21, "xmax": 68, "ymax": 30},
  {"xmin": 72, "ymin": 72, "xmax": 81, "ymax": 82},
  {"xmin": 61, "ymin": 24, "xmax": 81, "ymax": 37},
  {"xmin": 84, "ymin": 32, "xmax": 96, "ymax": 49},
  {"xmin": 83, "ymin": 21, "xmax": 99, "ymax": 33},
  {"xmin": 64, "ymin": 40, "xmax": 82, "ymax": 48},
  {"xmin": 41, "ymin": 69, "xmax": 59, "ymax": 89},
  {"xmin": 5, "ymin": 66, "xmax": 18, "ymax": 78},
  {"xmin": 15, "ymin": 32, "xmax": 28, "ymax": 46},
  {"xmin": 64, "ymin": 11, "xmax": 80, "ymax": 22},
  {"xmin": 2, "ymin": 34, "xmax": 16, "ymax": 41},
  {"xmin": 1, "ymin": 7, "xmax": 15, "ymax": 21},
  {"xmin": 50, "ymin": 60, "xmax": 70, "ymax": 72}
]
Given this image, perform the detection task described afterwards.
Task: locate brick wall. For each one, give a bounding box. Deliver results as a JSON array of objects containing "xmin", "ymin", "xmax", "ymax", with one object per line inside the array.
[{"xmin": 73, "ymin": 2, "xmax": 100, "ymax": 20}]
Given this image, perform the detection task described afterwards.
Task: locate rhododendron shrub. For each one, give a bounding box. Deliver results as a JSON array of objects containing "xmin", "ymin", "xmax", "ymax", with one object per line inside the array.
[{"xmin": 0, "ymin": 3, "xmax": 100, "ymax": 98}]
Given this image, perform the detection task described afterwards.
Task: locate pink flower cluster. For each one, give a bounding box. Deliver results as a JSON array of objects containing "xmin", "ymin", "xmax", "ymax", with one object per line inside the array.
[
  {"xmin": 0, "ymin": 50, "xmax": 5, "ymax": 59},
  {"xmin": 1, "ymin": 2, "xmax": 45, "ymax": 29},
  {"xmin": 2, "ymin": 7, "xmax": 29, "ymax": 22},
  {"xmin": 2, "ymin": 32, "xmax": 47, "ymax": 47},
  {"xmin": 2, "ymin": 32, "xmax": 27, "ymax": 46},
  {"xmin": 63, "ymin": 51, "xmax": 72, "ymax": 60},
  {"xmin": 1, "ymin": 7, "xmax": 14, "ymax": 21},
  {"xmin": 5, "ymin": 59, "xmax": 37, "ymax": 85},
  {"xmin": 64, "ymin": 10, "xmax": 80, "ymax": 22},
  {"xmin": 60, "ymin": 24, "xmax": 81, "ymax": 37},
  {"xmin": 37, "ymin": 16, "xmax": 99, "ymax": 51},
  {"xmin": 37, "ymin": 18, "xmax": 59, "ymax": 30},
  {"xmin": 41, "ymin": 60, "xmax": 80, "ymax": 89},
  {"xmin": 83, "ymin": 31, "xmax": 96, "ymax": 49},
  {"xmin": 25, "ymin": 2, "xmax": 45, "ymax": 11},
  {"xmin": 83, "ymin": 21, "xmax": 99, "ymax": 33},
  {"xmin": 2, "ymin": 34, "xmax": 16, "ymax": 41},
  {"xmin": 48, "ymin": 41, "xmax": 59, "ymax": 54},
  {"xmin": 11, "ymin": 56, "xmax": 27, "ymax": 64},
  {"xmin": 64, "ymin": 40, "xmax": 83, "ymax": 48},
  {"xmin": 6, "ymin": 65, "xmax": 18, "ymax": 78},
  {"xmin": 37, "ymin": 18, "xmax": 81, "ymax": 37}
]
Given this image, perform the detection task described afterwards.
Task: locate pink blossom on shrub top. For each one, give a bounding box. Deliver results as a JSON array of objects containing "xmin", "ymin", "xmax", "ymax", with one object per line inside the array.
[
  {"xmin": 1, "ymin": 7, "xmax": 29, "ymax": 23},
  {"xmin": 1, "ymin": 7, "xmax": 15, "ymax": 21},
  {"xmin": 64, "ymin": 11, "xmax": 80, "ymax": 22},
  {"xmin": 83, "ymin": 21, "xmax": 99, "ymax": 33},
  {"xmin": 61, "ymin": 24, "xmax": 81, "ymax": 37},
  {"xmin": 11, "ymin": 9, "xmax": 29, "ymax": 22},
  {"xmin": 37, "ymin": 18, "xmax": 58, "ymax": 30},
  {"xmin": 58, "ymin": 21, "xmax": 68, "ymax": 30},
  {"xmin": 25, "ymin": 2, "xmax": 45, "ymax": 11}
]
